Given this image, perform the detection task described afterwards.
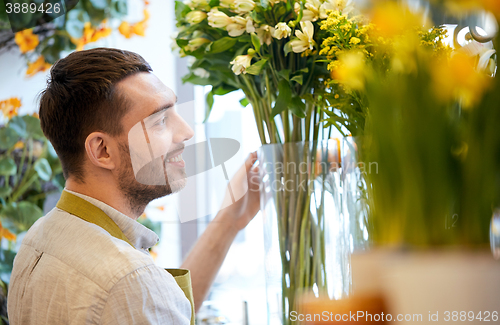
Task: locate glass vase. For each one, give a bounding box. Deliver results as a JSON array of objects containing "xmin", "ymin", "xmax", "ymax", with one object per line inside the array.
[{"xmin": 258, "ymin": 140, "xmax": 349, "ymax": 325}]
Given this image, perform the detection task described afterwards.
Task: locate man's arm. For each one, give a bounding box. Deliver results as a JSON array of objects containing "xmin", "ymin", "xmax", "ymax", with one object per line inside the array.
[{"xmin": 180, "ymin": 151, "xmax": 260, "ymax": 311}]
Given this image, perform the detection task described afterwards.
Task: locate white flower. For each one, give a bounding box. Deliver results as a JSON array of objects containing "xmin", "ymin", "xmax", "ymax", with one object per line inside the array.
[
  {"xmin": 294, "ymin": 2, "xmax": 301, "ymax": 14},
  {"xmin": 220, "ymin": 0, "xmax": 235, "ymax": 8},
  {"xmin": 256, "ymin": 25, "xmax": 275, "ymax": 45},
  {"xmin": 185, "ymin": 37, "xmax": 211, "ymax": 51},
  {"xmin": 234, "ymin": 0, "xmax": 255, "ymax": 14},
  {"xmin": 246, "ymin": 16, "xmax": 256, "ymax": 33},
  {"xmin": 268, "ymin": 0, "xmax": 283, "ymax": 5},
  {"xmin": 302, "ymin": 0, "xmax": 321, "ymax": 21},
  {"xmin": 193, "ymin": 68, "xmax": 210, "ymax": 78},
  {"xmin": 290, "ymin": 21, "xmax": 316, "ymax": 53},
  {"xmin": 319, "ymin": 0, "xmax": 354, "ymax": 18},
  {"xmin": 273, "ymin": 22, "xmax": 291, "ymax": 39},
  {"xmin": 230, "ymin": 55, "xmax": 253, "ymax": 75},
  {"xmin": 186, "ymin": 10, "xmax": 207, "ymax": 24},
  {"xmin": 227, "ymin": 16, "xmax": 247, "ymax": 36},
  {"xmin": 208, "ymin": 9, "xmax": 232, "ymax": 28}
]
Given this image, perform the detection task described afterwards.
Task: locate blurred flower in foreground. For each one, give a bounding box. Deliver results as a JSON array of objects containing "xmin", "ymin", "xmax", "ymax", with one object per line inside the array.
[
  {"xmin": 15, "ymin": 29, "xmax": 39, "ymax": 53},
  {"xmin": 26, "ymin": 56, "xmax": 51, "ymax": 77},
  {"xmin": 371, "ymin": 2, "xmax": 423, "ymax": 39},
  {"xmin": 432, "ymin": 51, "xmax": 491, "ymax": 108},
  {"xmin": 0, "ymin": 97, "xmax": 22, "ymax": 120},
  {"xmin": 0, "ymin": 222, "xmax": 16, "ymax": 242},
  {"xmin": 331, "ymin": 51, "xmax": 366, "ymax": 90}
]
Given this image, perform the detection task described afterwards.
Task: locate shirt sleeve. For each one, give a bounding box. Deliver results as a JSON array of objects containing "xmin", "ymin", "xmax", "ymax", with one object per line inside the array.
[{"xmin": 100, "ymin": 264, "xmax": 192, "ymax": 324}]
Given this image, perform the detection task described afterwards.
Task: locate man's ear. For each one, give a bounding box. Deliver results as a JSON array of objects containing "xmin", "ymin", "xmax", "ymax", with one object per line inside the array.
[{"xmin": 84, "ymin": 132, "xmax": 117, "ymax": 171}]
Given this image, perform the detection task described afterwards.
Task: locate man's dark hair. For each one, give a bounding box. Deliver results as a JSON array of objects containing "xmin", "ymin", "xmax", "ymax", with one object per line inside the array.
[{"xmin": 39, "ymin": 48, "xmax": 152, "ymax": 182}]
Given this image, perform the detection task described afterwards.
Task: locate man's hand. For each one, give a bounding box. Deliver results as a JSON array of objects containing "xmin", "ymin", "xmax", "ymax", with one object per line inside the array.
[
  {"xmin": 181, "ymin": 151, "xmax": 261, "ymax": 311},
  {"xmin": 217, "ymin": 151, "xmax": 260, "ymax": 232}
]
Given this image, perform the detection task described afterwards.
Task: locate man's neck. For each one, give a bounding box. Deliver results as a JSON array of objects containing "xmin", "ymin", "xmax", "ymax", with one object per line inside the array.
[{"xmin": 65, "ymin": 178, "xmax": 144, "ymax": 220}]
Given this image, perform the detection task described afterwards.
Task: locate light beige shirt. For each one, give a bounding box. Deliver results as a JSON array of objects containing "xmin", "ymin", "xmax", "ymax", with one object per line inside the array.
[{"xmin": 7, "ymin": 189, "xmax": 191, "ymax": 324}]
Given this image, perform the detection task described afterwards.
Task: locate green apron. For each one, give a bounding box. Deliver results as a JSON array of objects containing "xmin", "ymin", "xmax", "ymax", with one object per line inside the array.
[{"xmin": 56, "ymin": 190, "xmax": 196, "ymax": 325}]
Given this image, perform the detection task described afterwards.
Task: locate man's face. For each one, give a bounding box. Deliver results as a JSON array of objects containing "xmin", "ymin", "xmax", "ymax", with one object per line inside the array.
[{"xmin": 114, "ymin": 72, "xmax": 194, "ymax": 214}]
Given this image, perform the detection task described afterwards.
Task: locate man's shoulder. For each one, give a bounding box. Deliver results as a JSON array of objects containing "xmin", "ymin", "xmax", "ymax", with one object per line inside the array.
[{"xmin": 18, "ymin": 207, "xmax": 156, "ymax": 290}]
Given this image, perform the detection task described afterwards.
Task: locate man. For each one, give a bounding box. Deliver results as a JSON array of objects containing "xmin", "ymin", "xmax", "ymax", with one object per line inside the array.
[{"xmin": 7, "ymin": 48, "xmax": 260, "ymax": 324}]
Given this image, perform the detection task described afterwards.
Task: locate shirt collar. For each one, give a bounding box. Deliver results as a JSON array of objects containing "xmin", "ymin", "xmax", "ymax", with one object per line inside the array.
[{"xmin": 63, "ymin": 189, "xmax": 159, "ymax": 251}]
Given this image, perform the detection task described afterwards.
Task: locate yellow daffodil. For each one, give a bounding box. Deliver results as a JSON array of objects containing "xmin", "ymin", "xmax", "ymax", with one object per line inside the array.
[
  {"xmin": 15, "ymin": 29, "xmax": 39, "ymax": 53},
  {"xmin": 227, "ymin": 16, "xmax": 247, "ymax": 36},
  {"xmin": 0, "ymin": 97, "xmax": 22, "ymax": 120},
  {"xmin": 234, "ymin": 0, "xmax": 255, "ymax": 14},
  {"xmin": 230, "ymin": 54, "xmax": 253, "ymax": 75},
  {"xmin": 208, "ymin": 8, "xmax": 232, "ymax": 28},
  {"xmin": 273, "ymin": 22, "xmax": 292, "ymax": 39},
  {"xmin": 371, "ymin": 2, "xmax": 422, "ymax": 39},
  {"xmin": 186, "ymin": 10, "xmax": 207, "ymax": 24},
  {"xmin": 331, "ymin": 51, "xmax": 366, "ymax": 90},
  {"xmin": 290, "ymin": 21, "xmax": 316, "ymax": 53},
  {"xmin": 256, "ymin": 25, "xmax": 275, "ymax": 45},
  {"xmin": 26, "ymin": 56, "xmax": 51, "ymax": 77},
  {"xmin": 119, "ymin": 21, "xmax": 133, "ymax": 38},
  {"xmin": 432, "ymin": 51, "xmax": 491, "ymax": 108}
]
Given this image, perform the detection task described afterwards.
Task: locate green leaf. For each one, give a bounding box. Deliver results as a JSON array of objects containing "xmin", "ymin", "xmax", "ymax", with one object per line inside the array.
[
  {"xmin": 22, "ymin": 116, "xmax": 44, "ymax": 140},
  {"xmin": 175, "ymin": 0, "xmax": 190, "ymax": 20},
  {"xmin": 204, "ymin": 89, "xmax": 215, "ymax": 123},
  {"xmin": 0, "ymin": 128, "xmax": 19, "ymax": 150},
  {"xmin": 289, "ymin": 97, "xmax": 306, "ymax": 118},
  {"xmin": 213, "ymin": 85, "xmax": 237, "ymax": 96},
  {"xmin": 2, "ymin": 202, "xmax": 43, "ymax": 233},
  {"xmin": 298, "ymin": 67, "xmax": 309, "ymax": 74},
  {"xmin": 291, "ymin": 75, "xmax": 303, "ymax": 85},
  {"xmin": 8, "ymin": 116, "xmax": 27, "ymax": 138},
  {"xmin": 34, "ymin": 158, "xmax": 52, "ymax": 181},
  {"xmin": 208, "ymin": 37, "xmax": 238, "ymax": 54},
  {"xmin": 251, "ymin": 32, "xmax": 261, "ymax": 53},
  {"xmin": 0, "ymin": 157, "xmax": 16, "ymax": 176},
  {"xmin": 284, "ymin": 41, "xmax": 294, "ymax": 56},
  {"xmin": 271, "ymin": 79, "xmax": 292, "ymax": 117},
  {"xmin": 278, "ymin": 69, "xmax": 291, "ymax": 81},
  {"xmin": 0, "ymin": 187, "xmax": 12, "ymax": 199},
  {"xmin": 240, "ymin": 97, "xmax": 250, "ymax": 107},
  {"xmin": 182, "ymin": 73, "xmax": 214, "ymax": 86},
  {"xmin": 245, "ymin": 59, "xmax": 268, "ymax": 75}
]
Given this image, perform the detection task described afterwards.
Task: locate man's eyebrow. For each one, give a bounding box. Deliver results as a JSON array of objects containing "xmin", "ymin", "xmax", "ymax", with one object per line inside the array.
[{"xmin": 147, "ymin": 95, "xmax": 178, "ymax": 118}]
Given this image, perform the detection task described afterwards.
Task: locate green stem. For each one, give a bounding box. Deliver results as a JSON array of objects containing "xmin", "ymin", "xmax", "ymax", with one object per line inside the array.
[{"xmin": 242, "ymin": 76, "xmax": 267, "ymax": 144}]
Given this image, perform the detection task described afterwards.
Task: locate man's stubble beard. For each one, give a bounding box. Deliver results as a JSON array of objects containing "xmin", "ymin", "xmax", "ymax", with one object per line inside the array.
[{"xmin": 117, "ymin": 141, "xmax": 187, "ymax": 217}]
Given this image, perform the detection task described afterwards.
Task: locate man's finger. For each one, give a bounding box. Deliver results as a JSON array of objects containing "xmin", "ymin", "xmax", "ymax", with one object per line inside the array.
[{"xmin": 245, "ymin": 151, "xmax": 258, "ymax": 173}]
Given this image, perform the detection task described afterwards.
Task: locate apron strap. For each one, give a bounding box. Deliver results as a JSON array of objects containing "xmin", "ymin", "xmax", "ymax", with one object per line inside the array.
[{"xmin": 56, "ymin": 190, "xmax": 195, "ymax": 324}]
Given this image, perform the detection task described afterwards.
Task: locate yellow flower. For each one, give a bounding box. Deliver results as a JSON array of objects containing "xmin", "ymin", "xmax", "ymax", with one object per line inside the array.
[
  {"xmin": 431, "ymin": 51, "xmax": 491, "ymax": 108},
  {"xmin": 15, "ymin": 29, "xmax": 39, "ymax": 53},
  {"xmin": 14, "ymin": 141, "xmax": 24, "ymax": 150},
  {"xmin": 119, "ymin": 9, "xmax": 149, "ymax": 39},
  {"xmin": 349, "ymin": 37, "xmax": 360, "ymax": 45},
  {"xmin": 0, "ymin": 97, "xmax": 22, "ymax": 120},
  {"xmin": 331, "ymin": 51, "xmax": 366, "ymax": 90},
  {"xmin": 371, "ymin": 2, "xmax": 422, "ymax": 39},
  {"xmin": 73, "ymin": 20, "xmax": 113, "ymax": 49},
  {"xmin": 0, "ymin": 224, "xmax": 16, "ymax": 242},
  {"xmin": 290, "ymin": 21, "xmax": 316, "ymax": 53},
  {"xmin": 230, "ymin": 54, "xmax": 253, "ymax": 75},
  {"xmin": 26, "ymin": 56, "xmax": 52, "ymax": 77}
]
